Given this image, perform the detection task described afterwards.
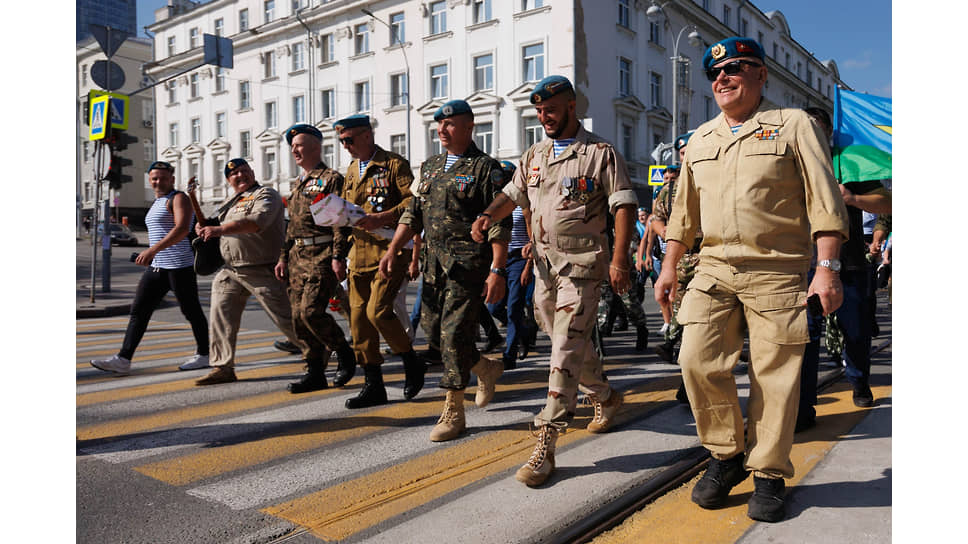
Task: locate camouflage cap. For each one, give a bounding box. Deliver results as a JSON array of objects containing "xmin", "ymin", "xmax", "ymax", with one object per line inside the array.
[
  {"xmin": 224, "ymin": 157, "xmax": 249, "ymax": 178},
  {"xmin": 433, "ymin": 100, "xmax": 474, "ymax": 122},
  {"xmin": 285, "ymin": 123, "xmax": 323, "ymax": 145},
  {"xmin": 530, "ymin": 75, "xmax": 573, "ymax": 104}
]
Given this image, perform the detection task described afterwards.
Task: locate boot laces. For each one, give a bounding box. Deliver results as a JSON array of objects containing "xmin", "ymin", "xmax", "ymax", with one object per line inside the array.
[
  {"xmin": 525, "ymin": 423, "xmax": 562, "ymax": 469},
  {"xmin": 437, "ymin": 394, "xmax": 458, "ymax": 425},
  {"xmin": 582, "ymin": 395, "xmax": 605, "ymax": 424}
]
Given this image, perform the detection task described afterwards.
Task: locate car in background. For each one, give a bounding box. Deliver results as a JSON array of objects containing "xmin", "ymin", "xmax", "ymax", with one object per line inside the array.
[{"xmin": 96, "ymin": 224, "xmax": 139, "ymax": 246}]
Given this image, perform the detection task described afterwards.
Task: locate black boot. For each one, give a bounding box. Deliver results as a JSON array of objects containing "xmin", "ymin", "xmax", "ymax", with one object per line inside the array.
[
  {"xmin": 691, "ymin": 453, "xmax": 750, "ymax": 509},
  {"xmin": 345, "ymin": 365, "xmax": 388, "ymax": 409},
  {"xmin": 634, "ymin": 325, "xmax": 649, "ymax": 351},
  {"xmin": 675, "ymin": 379, "xmax": 689, "ymax": 404},
  {"xmin": 288, "ymin": 362, "xmax": 328, "ymax": 394},
  {"xmin": 421, "ymin": 345, "xmax": 443, "ymax": 364},
  {"xmin": 332, "ymin": 342, "xmax": 357, "ymax": 387},
  {"xmin": 654, "ymin": 339, "xmax": 675, "ymax": 363},
  {"xmin": 614, "ymin": 314, "xmax": 628, "ymax": 332},
  {"xmin": 401, "ymin": 349, "xmax": 427, "ymax": 400},
  {"xmin": 747, "ymin": 476, "xmax": 786, "ymax": 522}
]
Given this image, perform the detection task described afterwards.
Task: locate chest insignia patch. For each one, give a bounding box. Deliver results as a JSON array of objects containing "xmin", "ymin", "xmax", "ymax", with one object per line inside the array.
[{"xmin": 754, "ymin": 129, "xmax": 780, "ymax": 140}]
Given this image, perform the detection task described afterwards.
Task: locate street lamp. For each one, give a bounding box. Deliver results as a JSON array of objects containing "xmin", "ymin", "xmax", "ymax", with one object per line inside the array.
[
  {"xmin": 295, "ymin": 8, "xmax": 315, "ymax": 122},
  {"xmin": 362, "ymin": 7, "xmax": 411, "ymax": 164},
  {"xmin": 647, "ymin": 1, "xmax": 703, "ymax": 159}
]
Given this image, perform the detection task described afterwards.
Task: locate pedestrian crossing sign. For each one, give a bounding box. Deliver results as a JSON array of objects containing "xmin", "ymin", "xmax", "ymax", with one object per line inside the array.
[
  {"xmin": 89, "ymin": 89, "xmax": 130, "ymax": 132},
  {"xmin": 89, "ymin": 95, "xmax": 109, "ymax": 140},
  {"xmin": 648, "ymin": 165, "xmax": 667, "ymax": 186}
]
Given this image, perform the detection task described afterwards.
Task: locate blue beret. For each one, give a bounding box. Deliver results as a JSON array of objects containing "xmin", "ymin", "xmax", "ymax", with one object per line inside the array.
[
  {"xmin": 224, "ymin": 157, "xmax": 249, "ymax": 178},
  {"xmin": 147, "ymin": 160, "xmax": 174, "ymax": 173},
  {"xmin": 499, "ymin": 160, "xmax": 517, "ymax": 174},
  {"xmin": 530, "ymin": 75, "xmax": 573, "ymax": 104},
  {"xmin": 285, "ymin": 123, "xmax": 322, "ymax": 145},
  {"xmin": 333, "ymin": 114, "xmax": 371, "ymax": 131},
  {"xmin": 703, "ymin": 37, "xmax": 765, "ymax": 71},
  {"xmin": 433, "ymin": 100, "xmax": 473, "ymax": 122},
  {"xmin": 674, "ymin": 132, "xmax": 693, "ymax": 151}
]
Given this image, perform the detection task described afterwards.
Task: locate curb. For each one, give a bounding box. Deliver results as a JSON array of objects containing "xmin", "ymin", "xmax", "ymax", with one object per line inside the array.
[{"xmin": 77, "ymin": 303, "xmax": 132, "ymax": 319}]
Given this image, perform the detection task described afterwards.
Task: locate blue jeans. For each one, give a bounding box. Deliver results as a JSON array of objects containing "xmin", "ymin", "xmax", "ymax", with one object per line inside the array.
[
  {"xmin": 488, "ymin": 253, "xmax": 535, "ymax": 363},
  {"xmin": 837, "ymin": 267, "xmax": 873, "ymax": 386},
  {"xmin": 410, "ymin": 280, "xmax": 423, "ymax": 332}
]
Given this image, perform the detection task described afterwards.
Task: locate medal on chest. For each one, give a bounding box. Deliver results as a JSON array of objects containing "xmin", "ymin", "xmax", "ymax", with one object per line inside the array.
[
  {"xmin": 561, "ymin": 176, "xmax": 596, "ymax": 203},
  {"xmin": 528, "ymin": 166, "xmax": 541, "ymax": 185},
  {"xmin": 454, "ymin": 174, "xmax": 475, "ymax": 199},
  {"xmin": 754, "ymin": 128, "xmax": 780, "ymax": 140},
  {"xmin": 367, "ymin": 174, "xmax": 390, "ymax": 211}
]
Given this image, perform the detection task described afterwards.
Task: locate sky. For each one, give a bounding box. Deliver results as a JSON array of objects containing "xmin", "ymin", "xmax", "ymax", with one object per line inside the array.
[{"xmin": 136, "ymin": 0, "xmax": 892, "ymax": 97}]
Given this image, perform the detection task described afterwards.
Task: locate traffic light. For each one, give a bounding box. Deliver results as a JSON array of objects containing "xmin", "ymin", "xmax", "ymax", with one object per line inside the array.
[
  {"xmin": 112, "ymin": 130, "xmax": 138, "ymax": 151},
  {"xmin": 107, "ymin": 149, "xmax": 133, "ymax": 190}
]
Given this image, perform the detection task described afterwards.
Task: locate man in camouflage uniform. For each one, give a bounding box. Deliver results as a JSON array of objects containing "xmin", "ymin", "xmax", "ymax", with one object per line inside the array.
[
  {"xmin": 274, "ymin": 124, "xmax": 357, "ymax": 394},
  {"xmin": 596, "ymin": 212, "xmax": 650, "ymax": 351},
  {"xmin": 473, "ymin": 76, "xmax": 639, "ymax": 487},
  {"xmin": 381, "ymin": 100, "xmax": 509, "ymax": 442},
  {"xmin": 336, "ymin": 114, "xmax": 427, "ymax": 409}
]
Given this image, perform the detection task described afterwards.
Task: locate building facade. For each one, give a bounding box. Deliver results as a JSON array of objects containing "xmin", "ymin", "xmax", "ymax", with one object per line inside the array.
[
  {"xmin": 77, "ymin": 36, "xmax": 156, "ymax": 226},
  {"xmin": 145, "ymin": 0, "xmax": 848, "ymax": 212},
  {"xmin": 77, "ymin": 0, "xmax": 138, "ymax": 42}
]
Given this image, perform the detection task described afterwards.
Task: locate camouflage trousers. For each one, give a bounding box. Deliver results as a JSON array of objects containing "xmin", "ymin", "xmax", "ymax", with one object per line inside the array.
[
  {"xmin": 533, "ymin": 272, "xmax": 612, "ymax": 426},
  {"xmin": 665, "ymin": 252, "xmax": 700, "ymax": 343},
  {"xmin": 286, "ymin": 248, "xmax": 350, "ymax": 364},
  {"xmin": 421, "ymin": 258, "xmax": 488, "ymax": 390},
  {"xmin": 597, "ymin": 278, "xmax": 648, "ymax": 330}
]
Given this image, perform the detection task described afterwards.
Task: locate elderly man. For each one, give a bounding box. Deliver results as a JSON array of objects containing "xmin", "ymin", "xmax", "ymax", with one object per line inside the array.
[
  {"xmin": 195, "ymin": 158, "xmax": 304, "ymax": 386},
  {"xmin": 654, "ymin": 38, "xmax": 849, "ymax": 522},
  {"xmin": 473, "ymin": 75, "xmax": 640, "ymax": 487},
  {"xmin": 335, "ymin": 114, "xmax": 426, "ymax": 408},
  {"xmin": 380, "ymin": 99, "xmax": 509, "ymax": 443},
  {"xmin": 274, "ymin": 124, "xmax": 357, "ymax": 394}
]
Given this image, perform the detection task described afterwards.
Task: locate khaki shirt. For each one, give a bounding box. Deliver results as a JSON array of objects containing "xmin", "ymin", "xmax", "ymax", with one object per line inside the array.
[
  {"xmin": 342, "ymin": 146, "xmax": 414, "ymax": 272},
  {"xmin": 503, "ymin": 125, "xmax": 639, "ymax": 281},
  {"xmin": 283, "ymin": 161, "xmax": 349, "ymax": 264},
  {"xmin": 667, "ymin": 99, "xmax": 849, "ymax": 273},
  {"xmin": 218, "ymin": 184, "xmax": 286, "ymax": 267}
]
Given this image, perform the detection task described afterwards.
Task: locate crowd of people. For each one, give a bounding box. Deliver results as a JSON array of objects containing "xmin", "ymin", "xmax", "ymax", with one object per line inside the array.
[{"xmin": 90, "ymin": 36, "xmax": 891, "ymax": 524}]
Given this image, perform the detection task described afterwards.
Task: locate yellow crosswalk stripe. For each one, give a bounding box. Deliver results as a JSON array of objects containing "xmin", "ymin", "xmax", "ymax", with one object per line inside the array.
[{"xmin": 77, "ymin": 331, "xmax": 282, "ymax": 366}]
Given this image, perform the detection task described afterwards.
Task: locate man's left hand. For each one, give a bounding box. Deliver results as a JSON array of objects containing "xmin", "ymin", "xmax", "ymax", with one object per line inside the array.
[
  {"xmin": 839, "ymin": 184, "xmax": 856, "ymax": 207},
  {"xmin": 609, "ymin": 263, "xmax": 631, "ymax": 295},
  {"xmin": 197, "ymin": 225, "xmax": 221, "ymax": 241},
  {"xmin": 483, "ymin": 271, "xmax": 506, "ymax": 305},
  {"xmin": 807, "ymin": 268, "xmax": 844, "ymax": 315},
  {"xmin": 471, "ymin": 215, "xmax": 491, "ymax": 243},
  {"xmin": 355, "ymin": 213, "xmax": 391, "ymax": 232},
  {"xmin": 331, "ymin": 258, "xmax": 347, "ymax": 281}
]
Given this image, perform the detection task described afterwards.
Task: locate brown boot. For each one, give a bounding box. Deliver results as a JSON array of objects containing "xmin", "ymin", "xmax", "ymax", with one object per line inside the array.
[
  {"xmin": 471, "ymin": 355, "xmax": 503, "ymax": 408},
  {"xmin": 515, "ymin": 424, "xmax": 562, "ymax": 487},
  {"xmin": 586, "ymin": 389, "xmax": 624, "ymax": 433},
  {"xmin": 429, "ymin": 390, "xmax": 466, "ymax": 442},
  {"xmin": 195, "ymin": 366, "xmax": 237, "ymax": 386}
]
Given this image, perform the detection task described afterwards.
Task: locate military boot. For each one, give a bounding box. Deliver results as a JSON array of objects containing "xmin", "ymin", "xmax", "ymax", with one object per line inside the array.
[
  {"xmin": 691, "ymin": 453, "xmax": 750, "ymax": 509},
  {"xmin": 345, "ymin": 365, "xmax": 388, "ymax": 409},
  {"xmin": 429, "ymin": 389, "xmax": 466, "ymax": 442},
  {"xmin": 471, "ymin": 355, "xmax": 504, "ymax": 408},
  {"xmin": 586, "ymin": 389, "xmax": 624, "ymax": 433},
  {"xmin": 515, "ymin": 424, "xmax": 563, "ymax": 487},
  {"xmin": 634, "ymin": 325, "xmax": 649, "ymax": 351},
  {"xmin": 288, "ymin": 361, "xmax": 328, "ymax": 394},
  {"xmin": 654, "ymin": 339, "xmax": 676, "ymax": 363},
  {"xmin": 401, "ymin": 349, "xmax": 427, "ymax": 400},
  {"xmin": 747, "ymin": 476, "xmax": 786, "ymax": 522},
  {"xmin": 332, "ymin": 342, "xmax": 357, "ymax": 387}
]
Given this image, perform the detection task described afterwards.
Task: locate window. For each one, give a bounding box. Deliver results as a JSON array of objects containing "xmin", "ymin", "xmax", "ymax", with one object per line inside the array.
[
  {"xmin": 292, "ymin": 42, "xmax": 305, "ymax": 71},
  {"xmin": 169, "ymin": 122, "xmax": 179, "ymax": 147},
  {"xmin": 524, "ymin": 117, "xmax": 544, "ymax": 148},
  {"xmin": 650, "ymin": 72, "xmax": 662, "ymax": 108},
  {"xmin": 704, "ymin": 95, "xmax": 714, "ymax": 121},
  {"xmin": 390, "ymin": 73, "xmax": 408, "ymax": 106},
  {"xmin": 82, "ymin": 142, "xmax": 89, "ymax": 163},
  {"xmin": 430, "ymin": 64, "xmax": 448, "ymax": 99},
  {"xmin": 474, "ymin": 122, "xmax": 493, "ymax": 154},
  {"xmin": 740, "ymin": 18, "xmax": 749, "ymax": 37},
  {"xmin": 758, "ymin": 31, "xmax": 765, "ymax": 49},
  {"xmin": 618, "ymin": 0, "xmax": 630, "ymax": 27},
  {"xmin": 321, "ymin": 88, "xmax": 335, "ymax": 118},
  {"xmin": 429, "ymin": 127, "xmax": 443, "ymax": 155},
  {"xmin": 215, "ymin": 112, "xmax": 226, "ymax": 138},
  {"xmin": 619, "ymin": 58, "xmax": 632, "ymax": 97},
  {"xmin": 649, "ymin": 20, "xmax": 661, "ymax": 45},
  {"xmin": 391, "ymin": 134, "xmax": 407, "ymax": 157},
  {"xmin": 81, "ymin": 64, "xmax": 87, "ymax": 86},
  {"xmin": 701, "ymin": 0, "xmax": 710, "ymax": 11},
  {"xmin": 264, "ymin": 149, "xmax": 277, "ymax": 179},
  {"xmin": 473, "ymin": 0, "xmax": 492, "ymax": 24},
  {"xmin": 523, "ymin": 43, "xmax": 544, "ymax": 82},
  {"xmin": 214, "ymin": 18, "xmax": 224, "ymax": 36},
  {"xmin": 292, "ymin": 0, "xmax": 307, "ymax": 11},
  {"xmin": 189, "ymin": 73, "xmax": 199, "ymax": 98},
  {"xmin": 355, "ymin": 81, "xmax": 371, "ymax": 112},
  {"xmin": 430, "ymin": 1, "xmax": 446, "ymax": 34},
  {"xmin": 292, "ymin": 95, "xmax": 306, "ymax": 123},
  {"xmin": 722, "ymin": 5, "xmax": 731, "ymax": 28},
  {"xmin": 167, "ymin": 36, "xmax": 176, "ymax": 56},
  {"xmin": 622, "ymin": 123, "xmax": 633, "ymax": 159},
  {"xmin": 215, "ymin": 67, "xmax": 226, "ymax": 92},
  {"xmin": 264, "ymin": 52, "xmax": 276, "ymax": 78},
  {"xmin": 239, "ymin": 80, "xmax": 251, "ymax": 109},
  {"xmin": 265, "ymin": 100, "xmax": 278, "ymax": 128},
  {"xmin": 167, "ymin": 81, "xmax": 177, "ymax": 104},
  {"xmin": 773, "ymin": 43, "xmax": 778, "ymax": 59},
  {"xmin": 240, "ymin": 130, "xmax": 251, "ymax": 158},
  {"xmin": 239, "ymin": 8, "xmax": 249, "ymax": 31},
  {"xmin": 189, "ymin": 27, "xmax": 200, "ymax": 48},
  {"xmin": 355, "ymin": 23, "xmax": 370, "ymax": 55},
  {"xmin": 473, "ymin": 54, "xmax": 494, "ymax": 91},
  {"xmin": 265, "ymin": 0, "xmax": 275, "ymax": 23},
  {"xmin": 321, "ymin": 33, "xmax": 335, "ymax": 62},
  {"xmin": 390, "ymin": 12, "xmax": 405, "ymax": 44},
  {"xmin": 785, "ymin": 52, "xmax": 790, "ymax": 70},
  {"xmin": 797, "ymin": 61, "xmax": 803, "ymax": 79},
  {"xmin": 806, "ymin": 67, "xmax": 813, "ymax": 86},
  {"xmin": 323, "ymin": 144, "xmax": 335, "ymax": 168},
  {"xmin": 191, "ymin": 117, "xmax": 201, "ymax": 143},
  {"xmin": 521, "ymin": 0, "xmax": 544, "ymax": 10}
]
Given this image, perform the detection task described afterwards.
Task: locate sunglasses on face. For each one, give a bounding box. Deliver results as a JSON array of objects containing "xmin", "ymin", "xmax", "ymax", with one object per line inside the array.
[
  {"xmin": 339, "ymin": 136, "xmax": 354, "ymax": 145},
  {"xmin": 705, "ymin": 60, "xmax": 762, "ymax": 82}
]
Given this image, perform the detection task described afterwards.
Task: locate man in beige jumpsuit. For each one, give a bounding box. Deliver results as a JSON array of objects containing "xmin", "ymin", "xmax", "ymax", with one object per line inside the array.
[
  {"xmin": 195, "ymin": 158, "xmax": 302, "ymax": 386},
  {"xmin": 655, "ymin": 38, "xmax": 849, "ymax": 522},
  {"xmin": 473, "ymin": 76, "xmax": 639, "ymax": 487}
]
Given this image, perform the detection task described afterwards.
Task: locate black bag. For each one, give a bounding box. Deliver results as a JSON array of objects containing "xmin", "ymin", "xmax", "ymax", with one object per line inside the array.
[{"xmin": 191, "ymin": 217, "xmax": 224, "ymax": 276}]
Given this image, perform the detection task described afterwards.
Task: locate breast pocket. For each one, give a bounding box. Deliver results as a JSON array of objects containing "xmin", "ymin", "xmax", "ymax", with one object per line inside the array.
[{"xmin": 688, "ymin": 146, "xmax": 721, "ymax": 187}]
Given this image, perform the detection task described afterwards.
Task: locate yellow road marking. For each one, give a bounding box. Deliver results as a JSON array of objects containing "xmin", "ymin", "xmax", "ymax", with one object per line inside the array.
[
  {"xmin": 590, "ymin": 382, "xmax": 892, "ymax": 544},
  {"xmin": 77, "ymin": 328, "xmax": 201, "ymax": 348},
  {"xmin": 76, "ymin": 332, "xmax": 281, "ymax": 365},
  {"xmin": 261, "ymin": 375, "xmax": 683, "ymax": 541}
]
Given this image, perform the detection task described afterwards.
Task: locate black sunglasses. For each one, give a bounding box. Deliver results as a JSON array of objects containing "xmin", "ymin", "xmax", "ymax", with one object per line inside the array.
[
  {"xmin": 705, "ymin": 60, "xmax": 762, "ymax": 82},
  {"xmin": 339, "ymin": 136, "xmax": 354, "ymax": 145}
]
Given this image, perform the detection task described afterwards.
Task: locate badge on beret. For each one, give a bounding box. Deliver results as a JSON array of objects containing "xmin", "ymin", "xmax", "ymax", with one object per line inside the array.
[
  {"xmin": 711, "ymin": 44, "xmax": 726, "ymax": 60},
  {"xmin": 533, "ymin": 94, "xmax": 542, "ymax": 103},
  {"xmin": 545, "ymin": 81, "xmax": 562, "ymax": 93},
  {"xmin": 442, "ymin": 105, "xmax": 454, "ymax": 117},
  {"xmin": 227, "ymin": 161, "xmax": 236, "ymax": 170},
  {"xmin": 736, "ymin": 41, "xmax": 753, "ymax": 53}
]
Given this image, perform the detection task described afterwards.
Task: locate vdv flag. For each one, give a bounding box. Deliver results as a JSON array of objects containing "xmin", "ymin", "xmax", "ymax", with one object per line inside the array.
[{"xmin": 832, "ymin": 88, "xmax": 892, "ymax": 183}]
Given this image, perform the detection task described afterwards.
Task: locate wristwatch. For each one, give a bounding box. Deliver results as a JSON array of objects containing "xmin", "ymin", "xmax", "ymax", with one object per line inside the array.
[
  {"xmin": 817, "ymin": 259, "xmax": 842, "ymax": 272},
  {"xmin": 490, "ymin": 267, "xmax": 508, "ymax": 278}
]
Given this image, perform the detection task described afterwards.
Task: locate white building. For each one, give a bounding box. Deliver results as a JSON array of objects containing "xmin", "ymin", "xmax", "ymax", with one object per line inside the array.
[
  {"xmin": 145, "ymin": 0, "xmax": 848, "ymax": 211},
  {"xmin": 77, "ymin": 36, "xmax": 157, "ymax": 226}
]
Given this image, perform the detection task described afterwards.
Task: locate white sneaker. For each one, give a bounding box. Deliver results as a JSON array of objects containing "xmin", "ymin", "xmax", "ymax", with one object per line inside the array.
[
  {"xmin": 179, "ymin": 354, "xmax": 210, "ymax": 371},
  {"xmin": 91, "ymin": 355, "xmax": 132, "ymax": 376},
  {"xmin": 659, "ymin": 323, "xmax": 670, "ymax": 336}
]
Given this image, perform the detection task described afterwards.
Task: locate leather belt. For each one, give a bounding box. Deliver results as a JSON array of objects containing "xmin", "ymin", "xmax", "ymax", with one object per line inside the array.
[{"xmin": 293, "ymin": 235, "xmax": 333, "ymax": 247}]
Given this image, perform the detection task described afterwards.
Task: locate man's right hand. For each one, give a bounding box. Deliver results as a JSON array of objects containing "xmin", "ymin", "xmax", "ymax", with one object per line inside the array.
[
  {"xmin": 378, "ymin": 250, "xmax": 394, "ymax": 280},
  {"xmin": 653, "ymin": 267, "xmax": 677, "ymax": 307},
  {"xmin": 274, "ymin": 260, "xmax": 287, "ymax": 282}
]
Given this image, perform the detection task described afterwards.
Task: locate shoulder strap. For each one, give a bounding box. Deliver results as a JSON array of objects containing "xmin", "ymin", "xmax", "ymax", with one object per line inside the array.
[{"xmin": 166, "ymin": 190, "xmax": 185, "ymax": 213}]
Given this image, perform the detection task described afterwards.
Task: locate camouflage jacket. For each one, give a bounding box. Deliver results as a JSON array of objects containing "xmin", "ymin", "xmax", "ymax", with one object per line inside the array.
[{"xmin": 282, "ymin": 161, "xmax": 351, "ymax": 264}]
